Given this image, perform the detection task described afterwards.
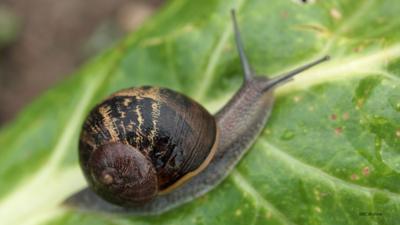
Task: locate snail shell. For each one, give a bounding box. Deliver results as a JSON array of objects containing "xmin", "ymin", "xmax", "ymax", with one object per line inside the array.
[{"xmin": 79, "ymin": 86, "xmax": 217, "ymax": 206}]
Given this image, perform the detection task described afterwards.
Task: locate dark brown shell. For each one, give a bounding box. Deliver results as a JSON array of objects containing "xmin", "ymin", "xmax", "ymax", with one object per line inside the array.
[
  {"xmin": 79, "ymin": 86, "xmax": 217, "ymax": 205},
  {"xmin": 87, "ymin": 143, "xmax": 158, "ymax": 206}
]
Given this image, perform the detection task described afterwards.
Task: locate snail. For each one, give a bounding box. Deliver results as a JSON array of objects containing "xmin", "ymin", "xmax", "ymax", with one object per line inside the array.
[{"xmin": 65, "ymin": 10, "xmax": 329, "ymax": 215}]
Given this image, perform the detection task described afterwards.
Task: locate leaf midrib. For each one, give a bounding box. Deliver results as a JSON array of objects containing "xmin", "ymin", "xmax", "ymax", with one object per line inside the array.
[{"xmin": 277, "ymin": 43, "xmax": 400, "ymax": 96}]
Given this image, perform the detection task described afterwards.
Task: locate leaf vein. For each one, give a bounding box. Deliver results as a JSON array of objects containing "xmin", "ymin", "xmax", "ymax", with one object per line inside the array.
[
  {"xmin": 195, "ymin": 0, "xmax": 247, "ymax": 100},
  {"xmin": 259, "ymin": 140, "xmax": 400, "ymax": 199},
  {"xmin": 231, "ymin": 171, "xmax": 297, "ymax": 225}
]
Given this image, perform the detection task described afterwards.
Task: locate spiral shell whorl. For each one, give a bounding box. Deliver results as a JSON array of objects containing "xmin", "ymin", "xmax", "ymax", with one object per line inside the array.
[{"xmin": 87, "ymin": 143, "xmax": 158, "ymax": 206}]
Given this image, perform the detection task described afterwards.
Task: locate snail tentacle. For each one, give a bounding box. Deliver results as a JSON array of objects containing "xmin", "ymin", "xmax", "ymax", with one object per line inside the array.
[
  {"xmin": 231, "ymin": 9, "xmax": 253, "ymax": 81},
  {"xmin": 262, "ymin": 55, "xmax": 330, "ymax": 92}
]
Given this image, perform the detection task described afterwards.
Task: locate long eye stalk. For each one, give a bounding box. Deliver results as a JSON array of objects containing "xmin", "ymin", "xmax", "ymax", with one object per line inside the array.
[
  {"xmin": 264, "ymin": 55, "xmax": 330, "ymax": 90},
  {"xmin": 231, "ymin": 9, "xmax": 253, "ymax": 80},
  {"xmin": 231, "ymin": 9, "xmax": 329, "ymax": 87}
]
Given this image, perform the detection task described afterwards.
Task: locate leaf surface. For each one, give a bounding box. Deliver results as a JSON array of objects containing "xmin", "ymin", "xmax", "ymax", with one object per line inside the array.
[{"xmin": 0, "ymin": 0, "xmax": 399, "ymax": 224}]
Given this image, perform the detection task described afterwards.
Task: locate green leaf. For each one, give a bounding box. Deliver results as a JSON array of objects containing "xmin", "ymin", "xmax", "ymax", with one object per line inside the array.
[{"xmin": 1, "ymin": 0, "xmax": 399, "ymax": 224}]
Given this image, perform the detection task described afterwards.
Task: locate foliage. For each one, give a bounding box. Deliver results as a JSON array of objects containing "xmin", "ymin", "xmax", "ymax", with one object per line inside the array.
[{"xmin": 0, "ymin": 0, "xmax": 399, "ymax": 224}]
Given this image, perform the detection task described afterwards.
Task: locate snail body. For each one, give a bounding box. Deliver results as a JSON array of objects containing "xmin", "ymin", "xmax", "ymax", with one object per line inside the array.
[{"xmin": 66, "ymin": 10, "xmax": 329, "ymax": 214}]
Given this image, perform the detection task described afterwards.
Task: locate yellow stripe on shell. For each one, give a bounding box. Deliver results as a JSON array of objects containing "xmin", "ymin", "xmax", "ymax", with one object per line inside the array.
[{"xmin": 99, "ymin": 105, "xmax": 119, "ymax": 141}]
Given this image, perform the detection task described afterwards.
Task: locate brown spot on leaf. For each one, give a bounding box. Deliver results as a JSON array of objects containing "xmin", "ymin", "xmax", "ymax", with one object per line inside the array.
[
  {"xmin": 362, "ymin": 166, "xmax": 370, "ymax": 176},
  {"xmin": 335, "ymin": 127, "xmax": 343, "ymax": 135},
  {"xmin": 396, "ymin": 129, "xmax": 400, "ymax": 138},
  {"xmin": 330, "ymin": 114, "xmax": 337, "ymax": 120}
]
